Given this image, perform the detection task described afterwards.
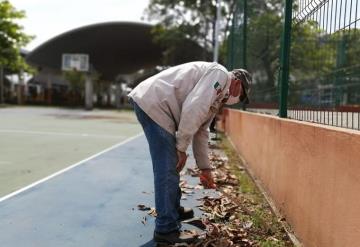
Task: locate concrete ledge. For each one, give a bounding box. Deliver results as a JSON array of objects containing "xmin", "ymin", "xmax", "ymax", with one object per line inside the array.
[{"xmin": 221, "ymin": 109, "xmax": 360, "ymax": 247}]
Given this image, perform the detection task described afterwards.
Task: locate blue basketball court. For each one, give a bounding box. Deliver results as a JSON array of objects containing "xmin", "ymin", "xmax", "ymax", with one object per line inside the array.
[{"xmin": 0, "ymin": 134, "xmax": 207, "ymax": 247}]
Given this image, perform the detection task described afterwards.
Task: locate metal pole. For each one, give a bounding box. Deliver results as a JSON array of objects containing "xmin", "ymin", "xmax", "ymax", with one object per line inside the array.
[
  {"xmin": 242, "ymin": 0, "xmax": 248, "ymax": 69},
  {"xmin": 278, "ymin": 0, "xmax": 293, "ymax": 118},
  {"xmin": 241, "ymin": 0, "xmax": 248, "ymax": 111},
  {"xmin": 17, "ymin": 70, "xmax": 24, "ymax": 105},
  {"xmin": 115, "ymin": 82, "xmax": 122, "ymax": 109},
  {"xmin": 230, "ymin": 10, "xmax": 236, "ymax": 70},
  {"xmin": 85, "ymin": 74, "xmax": 93, "ymax": 110},
  {"xmin": 47, "ymin": 73, "xmax": 52, "ymax": 105},
  {"xmin": 0, "ymin": 66, "xmax": 4, "ymax": 104},
  {"xmin": 335, "ymin": 35, "xmax": 346, "ymax": 107},
  {"xmin": 213, "ymin": 0, "xmax": 222, "ymax": 62}
]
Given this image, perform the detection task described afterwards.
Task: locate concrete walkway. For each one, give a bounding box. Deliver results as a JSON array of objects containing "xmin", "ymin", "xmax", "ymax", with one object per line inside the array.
[{"xmin": 0, "ymin": 134, "xmax": 205, "ymax": 247}]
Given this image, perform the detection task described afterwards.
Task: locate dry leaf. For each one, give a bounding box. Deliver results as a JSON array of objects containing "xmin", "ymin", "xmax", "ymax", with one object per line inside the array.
[{"xmin": 137, "ymin": 204, "xmax": 151, "ymax": 211}]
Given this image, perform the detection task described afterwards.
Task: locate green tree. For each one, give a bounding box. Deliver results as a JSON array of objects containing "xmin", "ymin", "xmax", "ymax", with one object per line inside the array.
[
  {"xmin": 144, "ymin": 0, "xmax": 237, "ymax": 65},
  {"xmin": 63, "ymin": 70, "xmax": 85, "ymax": 93},
  {"xmin": 233, "ymin": 0, "xmax": 285, "ymax": 104},
  {"xmin": 229, "ymin": 0, "xmax": 339, "ymax": 105},
  {"xmin": 291, "ymin": 21, "xmax": 335, "ymax": 81},
  {"xmin": 63, "ymin": 70, "xmax": 86, "ymax": 106},
  {"xmin": 0, "ymin": 0, "xmax": 33, "ymax": 72},
  {"xmin": 246, "ymin": 2, "xmax": 283, "ymax": 88},
  {"xmin": 150, "ymin": 24, "xmax": 209, "ymax": 65},
  {"xmin": 328, "ymin": 29, "xmax": 360, "ymax": 70}
]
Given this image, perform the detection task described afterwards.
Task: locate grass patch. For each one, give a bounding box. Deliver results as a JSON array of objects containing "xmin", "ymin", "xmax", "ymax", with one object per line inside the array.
[{"xmin": 218, "ymin": 135, "xmax": 295, "ymax": 246}]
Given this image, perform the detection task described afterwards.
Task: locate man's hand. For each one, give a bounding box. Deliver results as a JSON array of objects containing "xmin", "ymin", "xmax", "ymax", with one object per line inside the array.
[
  {"xmin": 199, "ymin": 169, "xmax": 216, "ymax": 189},
  {"xmin": 176, "ymin": 150, "xmax": 187, "ymax": 173}
]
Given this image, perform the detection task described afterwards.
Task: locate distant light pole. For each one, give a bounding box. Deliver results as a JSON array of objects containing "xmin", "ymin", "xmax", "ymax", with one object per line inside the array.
[
  {"xmin": 0, "ymin": 65, "xmax": 4, "ymax": 104},
  {"xmin": 213, "ymin": 0, "xmax": 222, "ymax": 62},
  {"xmin": 0, "ymin": 48, "xmax": 13, "ymax": 104}
]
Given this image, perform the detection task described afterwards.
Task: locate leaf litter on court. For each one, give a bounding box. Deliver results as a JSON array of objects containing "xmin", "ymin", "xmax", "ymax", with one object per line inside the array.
[{"xmin": 137, "ymin": 138, "xmax": 295, "ymax": 247}]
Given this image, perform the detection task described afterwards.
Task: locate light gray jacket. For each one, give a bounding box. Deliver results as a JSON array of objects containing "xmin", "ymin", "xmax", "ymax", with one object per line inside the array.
[{"xmin": 129, "ymin": 61, "xmax": 231, "ymax": 169}]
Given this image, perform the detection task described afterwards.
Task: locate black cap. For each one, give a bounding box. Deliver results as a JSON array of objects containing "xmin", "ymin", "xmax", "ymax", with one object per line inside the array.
[{"xmin": 231, "ymin": 68, "xmax": 252, "ymax": 104}]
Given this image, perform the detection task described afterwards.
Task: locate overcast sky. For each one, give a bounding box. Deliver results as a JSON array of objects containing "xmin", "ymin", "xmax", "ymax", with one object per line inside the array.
[{"xmin": 11, "ymin": 0, "xmax": 151, "ymax": 50}]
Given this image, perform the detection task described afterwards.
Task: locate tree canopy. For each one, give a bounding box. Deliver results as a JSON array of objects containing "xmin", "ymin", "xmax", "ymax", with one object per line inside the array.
[
  {"xmin": 144, "ymin": 0, "xmax": 236, "ymax": 65},
  {"xmin": 0, "ymin": 0, "xmax": 33, "ymax": 72},
  {"xmin": 144, "ymin": 0, "xmax": 360, "ymax": 107}
]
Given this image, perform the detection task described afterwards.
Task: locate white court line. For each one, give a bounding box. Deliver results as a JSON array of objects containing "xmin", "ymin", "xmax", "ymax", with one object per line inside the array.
[
  {"xmin": 0, "ymin": 132, "xmax": 144, "ymax": 203},
  {"xmin": 0, "ymin": 129, "xmax": 124, "ymax": 139}
]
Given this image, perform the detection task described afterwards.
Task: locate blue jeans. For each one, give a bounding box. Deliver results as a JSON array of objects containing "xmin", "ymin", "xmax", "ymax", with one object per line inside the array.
[{"xmin": 132, "ymin": 100, "xmax": 181, "ymax": 233}]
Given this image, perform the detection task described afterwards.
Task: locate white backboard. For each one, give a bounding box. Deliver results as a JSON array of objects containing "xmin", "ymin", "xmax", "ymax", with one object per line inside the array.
[{"xmin": 62, "ymin": 54, "xmax": 89, "ymax": 72}]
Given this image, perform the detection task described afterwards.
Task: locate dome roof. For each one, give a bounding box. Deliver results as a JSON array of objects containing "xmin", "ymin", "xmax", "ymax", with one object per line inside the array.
[{"xmin": 26, "ymin": 22, "xmax": 163, "ymax": 80}]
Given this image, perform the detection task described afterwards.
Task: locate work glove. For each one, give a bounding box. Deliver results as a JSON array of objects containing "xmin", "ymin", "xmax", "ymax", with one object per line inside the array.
[
  {"xmin": 176, "ymin": 150, "xmax": 188, "ymax": 173},
  {"xmin": 200, "ymin": 169, "xmax": 216, "ymax": 189}
]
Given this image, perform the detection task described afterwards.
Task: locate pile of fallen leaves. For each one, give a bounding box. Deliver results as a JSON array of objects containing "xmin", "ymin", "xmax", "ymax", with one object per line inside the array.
[
  {"xmin": 181, "ymin": 148, "xmax": 292, "ymax": 247},
  {"xmin": 138, "ymin": 142, "xmax": 293, "ymax": 247},
  {"xmin": 179, "ymin": 152, "xmax": 255, "ymax": 247}
]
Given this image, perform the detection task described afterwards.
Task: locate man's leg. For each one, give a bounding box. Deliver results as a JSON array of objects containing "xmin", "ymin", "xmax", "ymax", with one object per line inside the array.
[{"xmin": 132, "ymin": 102, "xmax": 180, "ymax": 233}]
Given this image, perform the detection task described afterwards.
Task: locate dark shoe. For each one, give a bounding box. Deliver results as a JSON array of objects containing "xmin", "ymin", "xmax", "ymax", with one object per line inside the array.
[
  {"xmin": 153, "ymin": 230, "xmax": 197, "ymax": 245},
  {"xmin": 178, "ymin": 206, "xmax": 194, "ymax": 221}
]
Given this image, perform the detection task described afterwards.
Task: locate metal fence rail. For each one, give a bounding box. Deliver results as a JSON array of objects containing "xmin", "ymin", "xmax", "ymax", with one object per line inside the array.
[
  {"xmin": 227, "ymin": 0, "xmax": 360, "ymax": 131},
  {"xmin": 288, "ymin": 0, "xmax": 360, "ymax": 130},
  {"xmin": 289, "ymin": 109, "xmax": 360, "ymax": 129}
]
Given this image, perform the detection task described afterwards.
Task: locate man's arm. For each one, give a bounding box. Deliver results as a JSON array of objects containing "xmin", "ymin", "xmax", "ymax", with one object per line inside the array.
[
  {"xmin": 192, "ymin": 122, "xmax": 212, "ymax": 170},
  {"xmin": 192, "ymin": 120, "xmax": 217, "ymax": 189},
  {"xmin": 176, "ymin": 69, "xmax": 228, "ymax": 153}
]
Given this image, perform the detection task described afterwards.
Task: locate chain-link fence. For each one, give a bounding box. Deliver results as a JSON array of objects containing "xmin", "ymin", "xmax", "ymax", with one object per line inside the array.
[{"xmin": 227, "ymin": 0, "xmax": 360, "ymax": 130}]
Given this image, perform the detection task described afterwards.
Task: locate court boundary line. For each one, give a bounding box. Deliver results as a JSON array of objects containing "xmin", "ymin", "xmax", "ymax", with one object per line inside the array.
[
  {"xmin": 0, "ymin": 132, "xmax": 143, "ymax": 203},
  {"xmin": 0, "ymin": 129, "xmax": 125, "ymax": 139}
]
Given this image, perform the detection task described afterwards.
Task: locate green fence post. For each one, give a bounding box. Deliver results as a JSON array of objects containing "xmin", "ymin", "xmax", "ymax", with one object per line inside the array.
[
  {"xmin": 334, "ymin": 35, "xmax": 347, "ymax": 107},
  {"xmin": 242, "ymin": 0, "xmax": 247, "ymax": 69},
  {"xmin": 230, "ymin": 15, "xmax": 235, "ymax": 70},
  {"xmin": 278, "ymin": 0, "xmax": 293, "ymax": 118}
]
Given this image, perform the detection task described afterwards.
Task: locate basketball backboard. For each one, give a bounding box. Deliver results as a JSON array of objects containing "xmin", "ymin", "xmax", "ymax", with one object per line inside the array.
[{"xmin": 62, "ymin": 54, "xmax": 89, "ymax": 72}]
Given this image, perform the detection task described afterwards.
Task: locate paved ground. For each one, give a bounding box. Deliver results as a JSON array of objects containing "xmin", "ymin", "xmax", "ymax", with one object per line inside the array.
[
  {"xmin": 0, "ymin": 134, "xmax": 207, "ymax": 247},
  {"xmin": 0, "ymin": 106, "xmax": 207, "ymax": 247},
  {"xmin": 0, "ymin": 106, "xmax": 142, "ymax": 198}
]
